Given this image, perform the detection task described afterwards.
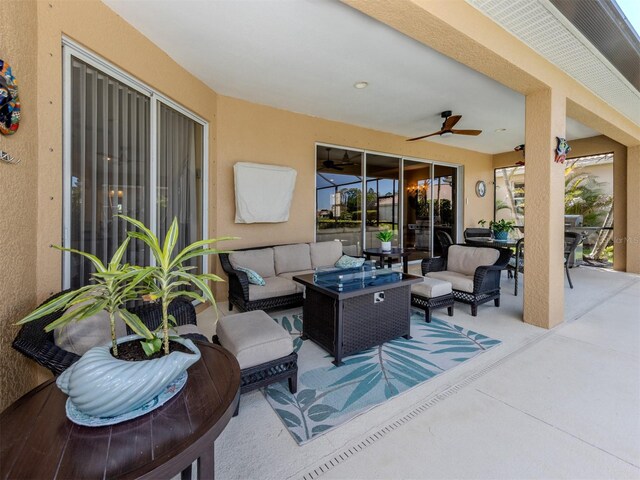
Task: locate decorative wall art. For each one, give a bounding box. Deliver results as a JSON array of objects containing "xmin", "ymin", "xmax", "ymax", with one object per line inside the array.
[
  {"xmin": 555, "ymin": 137, "xmax": 571, "ymax": 164},
  {"xmin": 234, "ymin": 162, "xmax": 297, "ymax": 223},
  {"xmin": 0, "ymin": 59, "xmax": 20, "ymax": 136}
]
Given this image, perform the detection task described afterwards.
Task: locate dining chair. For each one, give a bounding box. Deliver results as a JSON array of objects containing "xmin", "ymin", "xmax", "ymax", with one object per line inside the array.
[
  {"xmin": 507, "ymin": 238, "xmax": 525, "ymax": 295},
  {"xmin": 463, "ymin": 227, "xmax": 493, "ymax": 241},
  {"xmin": 564, "ymin": 232, "xmax": 582, "ymax": 289}
]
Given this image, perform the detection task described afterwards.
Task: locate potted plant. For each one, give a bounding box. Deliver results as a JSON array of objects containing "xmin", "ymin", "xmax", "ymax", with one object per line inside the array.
[
  {"xmin": 490, "ymin": 219, "xmax": 515, "ymax": 241},
  {"xmin": 375, "ymin": 226, "xmax": 396, "ymax": 251},
  {"xmin": 17, "ymin": 216, "xmax": 231, "ymax": 419}
]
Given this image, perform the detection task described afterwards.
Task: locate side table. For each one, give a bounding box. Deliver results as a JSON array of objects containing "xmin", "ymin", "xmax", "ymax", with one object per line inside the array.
[
  {"xmin": 0, "ymin": 342, "xmax": 240, "ymax": 480},
  {"xmin": 363, "ymin": 247, "xmax": 412, "ymax": 274}
]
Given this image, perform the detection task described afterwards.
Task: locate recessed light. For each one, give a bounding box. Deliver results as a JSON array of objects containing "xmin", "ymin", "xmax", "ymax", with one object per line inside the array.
[
  {"xmin": 353, "ymin": 81, "xmax": 369, "ymax": 89},
  {"xmin": 495, "ymin": 128, "xmax": 507, "ymax": 133}
]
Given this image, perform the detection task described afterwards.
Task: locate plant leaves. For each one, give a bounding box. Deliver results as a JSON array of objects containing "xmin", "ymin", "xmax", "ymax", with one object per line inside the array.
[
  {"xmin": 328, "ymin": 363, "xmax": 377, "ymax": 387},
  {"xmin": 308, "ymin": 404, "xmax": 338, "ymax": 422},
  {"xmin": 266, "ymin": 388, "xmax": 293, "ymax": 406},
  {"xmin": 311, "ymin": 424, "xmax": 332, "ymax": 435},
  {"xmin": 275, "ymin": 408, "xmax": 302, "ymax": 427},
  {"xmin": 297, "ymin": 389, "xmax": 316, "ymax": 409},
  {"xmin": 342, "ymin": 372, "xmax": 382, "ymax": 410}
]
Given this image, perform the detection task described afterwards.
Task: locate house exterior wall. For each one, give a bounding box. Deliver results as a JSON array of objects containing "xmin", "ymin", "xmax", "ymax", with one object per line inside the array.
[
  {"xmin": 0, "ymin": 0, "xmax": 219, "ymax": 408},
  {"xmin": 0, "ymin": 0, "xmax": 41, "ymax": 412},
  {"xmin": 1, "ymin": 0, "xmax": 638, "ymax": 407}
]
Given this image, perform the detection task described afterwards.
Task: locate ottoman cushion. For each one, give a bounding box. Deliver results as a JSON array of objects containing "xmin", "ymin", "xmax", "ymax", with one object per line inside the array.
[
  {"xmin": 411, "ymin": 277, "xmax": 452, "ymax": 298},
  {"xmin": 217, "ymin": 310, "xmax": 293, "ymax": 369}
]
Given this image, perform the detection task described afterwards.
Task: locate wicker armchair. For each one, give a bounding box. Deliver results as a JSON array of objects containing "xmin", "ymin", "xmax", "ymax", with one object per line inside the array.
[
  {"xmin": 12, "ymin": 292, "xmax": 203, "ymax": 376},
  {"xmin": 422, "ymin": 244, "xmax": 511, "ymax": 316}
]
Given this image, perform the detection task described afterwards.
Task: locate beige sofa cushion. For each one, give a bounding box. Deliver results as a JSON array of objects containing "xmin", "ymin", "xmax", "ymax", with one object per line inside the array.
[
  {"xmin": 427, "ymin": 271, "xmax": 474, "ymax": 293},
  {"xmin": 54, "ymin": 305, "xmax": 127, "ymax": 356},
  {"xmin": 411, "ymin": 277, "xmax": 452, "ymax": 298},
  {"xmin": 446, "ymin": 245, "xmax": 499, "ymax": 276},
  {"xmin": 274, "ymin": 244, "xmax": 312, "ymax": 275},
  {"xmin": 217, "ymin": 310, "xmax": 293, "ymax": 369},
  {"xmin": 309, "ymin": 241, "xmax": 343, "ymax": 268},
  {"xmin": 230, "ymin": 248, "xmax": 276, "ymax": 278},
  {"xmin": 248, "ymin": 276, "xmax": 299, "ymax": 301}
]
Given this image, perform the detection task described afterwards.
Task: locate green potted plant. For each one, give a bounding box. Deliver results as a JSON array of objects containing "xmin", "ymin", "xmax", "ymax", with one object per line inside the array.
[
  {"xmin": 375, "ymin": 226, "xmax": 396, "ymax": 251},
  {"xmin": 17, "ymin": 216, "xmax": 231, "ymax": 420},
  {"xmin": 490, "ymin": 219, "xmax": 516, "ymax": 241}
]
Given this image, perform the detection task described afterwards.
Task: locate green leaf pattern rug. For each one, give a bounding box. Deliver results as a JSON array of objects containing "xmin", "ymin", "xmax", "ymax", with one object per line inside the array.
[{"xmin": 264, "ymin": 310, "xmax": 501, "ymax": 445}]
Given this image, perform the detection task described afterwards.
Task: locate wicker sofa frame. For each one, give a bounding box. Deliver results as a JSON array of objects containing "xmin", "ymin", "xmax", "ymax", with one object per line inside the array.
[
  {"xmin": 421, "ymin": 245, "xmax": 511, "ymax": 316},
  {"xmin": 219, "ymin": 245, "xmax": 307, "ymax": 312},
  {"xmin": 213, "ymin": 335, "xmax": 298, "ymax": 416},
  {"xmin": 12, "ymin": 291, "xmax": 205, "ymax": 376}
]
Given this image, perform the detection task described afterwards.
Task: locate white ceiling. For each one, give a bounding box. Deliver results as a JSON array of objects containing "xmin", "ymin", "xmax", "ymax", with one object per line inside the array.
[{"xmin": 103, "ymin": 0, "xmax": 599, "ymax": 154}]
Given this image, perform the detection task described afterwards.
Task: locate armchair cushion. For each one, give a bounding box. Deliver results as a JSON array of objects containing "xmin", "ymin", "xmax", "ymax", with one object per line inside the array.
[
  {"xmin": 309, "ymin": 241, "xmax": 343, "ymax": 268},
  {"xmin": 447, "ymin": 245, "xmax": 499, "ymax": 276},
  {"xmin": 427, "ymin": 271, "xmax": 474, "ymax": 293},
  {"xmin": 274, "ymin": 244, "xmax": 311, "ymax": 275},
  {"xmin": 230, "ymin": 248, "xmax": 276, "ymax": 278},
  {"xmin": 54, "ymin": 305, "xmax": 127, "ymax": 356}
]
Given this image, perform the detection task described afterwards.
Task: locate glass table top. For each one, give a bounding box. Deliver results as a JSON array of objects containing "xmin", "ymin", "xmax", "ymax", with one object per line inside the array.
[{"xmin": 312, "ymin": 263, "xmax": 405, "ymax": 292}]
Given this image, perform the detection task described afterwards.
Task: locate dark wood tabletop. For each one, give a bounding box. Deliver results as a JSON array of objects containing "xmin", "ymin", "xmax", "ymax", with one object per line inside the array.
[
  {"xmin": 0, "ymin": 342, "xmax": 241, "ymax": 480},
  {"xmin": 363, "ymin": 247, "xmax": 413, "ymax": 273}
]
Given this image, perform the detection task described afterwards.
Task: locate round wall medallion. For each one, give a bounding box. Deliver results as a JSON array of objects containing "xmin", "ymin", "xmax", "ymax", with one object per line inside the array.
[{"xmin": 475, "ymin": 180, "xmax": 487, "ymax": 197}]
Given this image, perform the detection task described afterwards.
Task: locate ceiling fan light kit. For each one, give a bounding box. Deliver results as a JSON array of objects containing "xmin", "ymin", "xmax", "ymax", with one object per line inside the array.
[{"xmin": 407, "ymin": 110, "xmax": 482, "ymax": 142}]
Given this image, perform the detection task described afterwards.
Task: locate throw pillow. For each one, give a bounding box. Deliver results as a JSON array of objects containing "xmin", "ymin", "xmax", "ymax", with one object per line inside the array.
[
  {"xmin": 54, "ymin": 303, "xmax": 127, "ymax": 356},
  {"xmin": 334, "ymin": 255, "xmax": 366, "ymax": 269},
  {"xmin": 235, "ymin": 266, "xmax": 266, "ymax": 286}
]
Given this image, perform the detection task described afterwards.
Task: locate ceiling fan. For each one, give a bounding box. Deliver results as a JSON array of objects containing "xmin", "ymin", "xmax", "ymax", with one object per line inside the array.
[
  {"xmin": 319, "ymin": 147, "xmax": 356, "ymax": 171},
  {"xmin": 407, "ymin": 110, "xmax": 482, "ymax": 142}
]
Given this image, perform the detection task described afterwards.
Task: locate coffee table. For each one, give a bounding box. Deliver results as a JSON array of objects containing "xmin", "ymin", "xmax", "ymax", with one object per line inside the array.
[
  {"xmin": 293, "ymin": 267, "xmax": 422, "ymax": 366},
  {"xmin": 0, "ymin": 342, "xmax": 240, "ymax": 480}
]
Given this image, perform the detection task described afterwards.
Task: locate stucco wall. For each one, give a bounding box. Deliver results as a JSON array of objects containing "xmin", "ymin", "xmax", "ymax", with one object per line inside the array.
[
  {"xmin": 214, "ymin": 95, "xmax": 494, "ymax": 296},
  {"xmin": 493, "ymin": 135, "xmax": 628, "ymax": 271},
  {"xmin": 0, "ymin": 0, "xmax": 219, "ymax": 408},
  {"xmin": 0, "ymin": 0, "xmax": 41, "ymax": 411}
]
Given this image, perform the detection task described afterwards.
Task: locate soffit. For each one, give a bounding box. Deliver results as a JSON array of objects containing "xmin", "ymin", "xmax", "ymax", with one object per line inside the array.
[
  {"xmin": 103, "ymin": 0, "xmax": 599, "ymax": 154},
  {"xmin": 466, "ymin": 0, "xmax": 640, "ymax": 126}
]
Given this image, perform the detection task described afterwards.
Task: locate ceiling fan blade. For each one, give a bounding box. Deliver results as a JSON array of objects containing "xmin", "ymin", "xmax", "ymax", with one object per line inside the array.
[
  {"xmin": 451, "ymin": 129, "xmax": 482, "ymax": 136},
  {"xmin": 443, "ymin": 115, "xmax": 462, "ymax": 130},
  {"xmin": 407, "ymin": 131, "xmax": 442, "ymax": 141}
]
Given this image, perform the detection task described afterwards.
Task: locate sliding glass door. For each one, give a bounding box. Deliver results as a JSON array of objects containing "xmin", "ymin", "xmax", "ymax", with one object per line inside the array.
[
  {"xmin": 315, "ymin": 145, "xmax": 459, "ymax": 261},
  {"xmin": 63, "ymin": 43, "xmax": 207, "ymax": 289}
]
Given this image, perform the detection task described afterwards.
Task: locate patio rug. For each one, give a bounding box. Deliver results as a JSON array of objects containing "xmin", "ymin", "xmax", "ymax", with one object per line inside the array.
[{"xmin": 263, "ymin": 309, "xmax": 501, "ymax": 445}]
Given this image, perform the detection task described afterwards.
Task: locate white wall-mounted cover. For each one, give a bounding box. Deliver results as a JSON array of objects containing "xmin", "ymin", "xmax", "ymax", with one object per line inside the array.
[{"xmin": 234, "ymin": 162, "xmax": 297, "ymax": 223}]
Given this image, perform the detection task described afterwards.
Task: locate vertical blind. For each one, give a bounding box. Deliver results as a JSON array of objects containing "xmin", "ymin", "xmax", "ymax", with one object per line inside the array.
[
  {"xmin": 157, "ymin": 104, "xmax": 203, "ymax": 273},
  {"xmin": 68, "ymin": 56, "xmax": 203, "ymax": 289}
]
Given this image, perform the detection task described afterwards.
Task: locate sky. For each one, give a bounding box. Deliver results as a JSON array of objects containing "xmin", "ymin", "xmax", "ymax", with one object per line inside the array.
[{"xmin": 614, "ymin": 0, "xmax": 640, "ymax": 35}]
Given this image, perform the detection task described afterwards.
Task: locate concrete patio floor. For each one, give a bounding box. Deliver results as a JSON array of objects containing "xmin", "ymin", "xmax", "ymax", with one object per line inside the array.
[{"xmin": 197, "ymin": 266, "xmax": 640, "ymax": 480}]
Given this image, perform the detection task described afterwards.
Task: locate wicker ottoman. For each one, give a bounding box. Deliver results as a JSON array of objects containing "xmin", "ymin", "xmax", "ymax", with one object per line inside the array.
[
  {"xmin": 214, "ymin": 310, "xmax": 298, "ymax": 416},
  {"xmin": 411, "ymin": 278, "xmax": 454, "ymax": 323}
]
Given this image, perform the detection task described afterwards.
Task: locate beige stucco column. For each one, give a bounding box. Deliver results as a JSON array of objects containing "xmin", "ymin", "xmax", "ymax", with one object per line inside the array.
[
  {"xmin": 627, "ymin": 146, "xmax": 640, "ymax": 274},
  {"xmin": 523, "ymin": 89, "xmax": 566, "ymax": 328}
]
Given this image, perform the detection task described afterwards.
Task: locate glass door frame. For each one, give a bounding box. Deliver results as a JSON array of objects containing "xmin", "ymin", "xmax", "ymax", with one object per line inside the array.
[{"xmin": 315, "ymin": 143, "xmax": 464, "ymax": 255}]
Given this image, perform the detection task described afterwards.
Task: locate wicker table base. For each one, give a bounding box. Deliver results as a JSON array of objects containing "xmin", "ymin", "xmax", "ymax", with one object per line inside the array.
[{"xmin": 298, "ymin": 279, "xmax": 420, "ymax": 366}]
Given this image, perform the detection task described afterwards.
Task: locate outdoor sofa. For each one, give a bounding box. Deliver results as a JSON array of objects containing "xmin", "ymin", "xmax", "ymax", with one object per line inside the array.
[{"xmin": 219, "ymin": 241, "xmax": 344, "ymax": 312}]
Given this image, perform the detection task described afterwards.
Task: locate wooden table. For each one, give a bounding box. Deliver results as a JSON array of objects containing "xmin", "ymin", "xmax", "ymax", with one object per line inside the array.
[
  {"xmin": 0, "ymin": 342, "xmax": 240, "ymax": 480},
  {"xmin": 363, "ymin": 247, "xmax": 413, "ymax": 273},
  {"xmin": 294, "ymin": 270, "xmax": 422, "ymax": 366}
]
